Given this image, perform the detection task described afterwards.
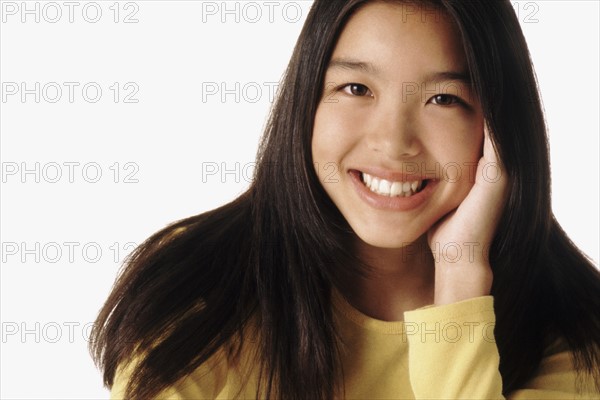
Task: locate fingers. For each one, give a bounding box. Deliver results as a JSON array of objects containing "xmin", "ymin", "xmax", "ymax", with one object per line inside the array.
[
  {"xmin": 482, "ymin": 121, "xmax": 507, "ymax": 171},
  {"xmin": 482, "ymin": 122, "xmax": 497, "ymax": 164},
  {"xmin": 479, "ymin": 122, "xmax": 509, "ymax": 209}
]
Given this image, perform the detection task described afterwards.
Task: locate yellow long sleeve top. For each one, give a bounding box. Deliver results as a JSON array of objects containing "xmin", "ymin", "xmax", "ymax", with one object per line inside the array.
[{"xmin": 110, "ymin": 290, "xmax": 599, "ymax": 399}]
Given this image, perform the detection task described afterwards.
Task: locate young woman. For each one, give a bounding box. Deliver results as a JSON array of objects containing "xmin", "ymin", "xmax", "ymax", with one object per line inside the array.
[{"xmin": 91, "ymin": 0, "xmax": 600, "ymax": 398}]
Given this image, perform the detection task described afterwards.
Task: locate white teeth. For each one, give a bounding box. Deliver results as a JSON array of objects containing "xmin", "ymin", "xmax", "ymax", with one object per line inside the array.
[
  {"xmin": 370, "ymin": 177, "xmax": 379, "ymax": 192},
  {"xmin": 361, "ymin": 172, "xmax": 422, "ymax": 197},
  {"xmin": 390, "ymin": 182, "xmax": 403, "ymax": 197},
  {"xmin": 379, "ymin": 179, "xmax": 390, "ymax": 194}
]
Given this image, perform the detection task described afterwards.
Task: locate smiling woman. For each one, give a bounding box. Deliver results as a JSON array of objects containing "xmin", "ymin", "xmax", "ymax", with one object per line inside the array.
[
  {"xmin": 312, "ymin": 3, "xmax": 492, "ymax": 315},
  {"xmin": 90, "ymin": 1, "xmax": 600, "ymax": 399}
]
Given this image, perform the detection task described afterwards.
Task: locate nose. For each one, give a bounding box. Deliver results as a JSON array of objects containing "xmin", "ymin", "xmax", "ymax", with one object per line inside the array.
[{"xmin": 365, "ymin": 100, "xmax": 421, "ymax": 159}]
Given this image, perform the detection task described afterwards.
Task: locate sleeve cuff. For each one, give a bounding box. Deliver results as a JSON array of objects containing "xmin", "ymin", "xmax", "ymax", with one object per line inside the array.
[{"xmin": 404, "ymin": 295, "xmax": 495, "ymax": 323}]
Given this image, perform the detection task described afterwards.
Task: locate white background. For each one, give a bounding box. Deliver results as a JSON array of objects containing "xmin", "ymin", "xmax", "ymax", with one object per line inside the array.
[{"xmin": 1, "ymin": 1, "xmax": 598, "ymax": 398}]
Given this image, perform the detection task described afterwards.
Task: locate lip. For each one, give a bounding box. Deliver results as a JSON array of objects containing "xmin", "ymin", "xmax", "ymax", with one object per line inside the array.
[{"xmin": 349, "ymin": 169, "xmax": 438, "ymax": 211}]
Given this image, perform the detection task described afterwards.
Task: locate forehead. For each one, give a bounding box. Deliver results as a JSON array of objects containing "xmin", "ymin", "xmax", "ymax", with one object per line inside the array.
[{"xmin": 331, "ymin": 2, "xmax": 467, "ymax": 79}]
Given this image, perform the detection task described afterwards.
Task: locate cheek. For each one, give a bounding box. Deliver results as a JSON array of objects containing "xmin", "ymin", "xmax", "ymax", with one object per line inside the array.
[
  {"xmin": 422, "ymin": 118, "xmax": 483, "ymax": 209},
  {"xmin": 312, "ymin": 104, "xmax": 363, "ymax": 165},
  {"xmin": 425, "ymin": 116, "xmax": 483, "ymax": 167}
]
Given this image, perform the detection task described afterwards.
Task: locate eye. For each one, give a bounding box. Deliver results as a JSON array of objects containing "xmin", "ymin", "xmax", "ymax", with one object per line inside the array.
[
  {"xmin": 341, "ymin": 83, "xmax": 373, "ymax": 97},
  {"xmin": 429, "ymin": 94, "xmax": 462, "ymax": 106}
]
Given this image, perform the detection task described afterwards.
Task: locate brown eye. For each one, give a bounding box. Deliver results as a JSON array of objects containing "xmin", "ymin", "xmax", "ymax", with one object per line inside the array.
[
  {"xmin": 342, "ymin": 83, "xmax": 373, "ymax": 97},
  {"xmin": 430, "ymin": 94, "xmax": 460, "ymax": 106}
]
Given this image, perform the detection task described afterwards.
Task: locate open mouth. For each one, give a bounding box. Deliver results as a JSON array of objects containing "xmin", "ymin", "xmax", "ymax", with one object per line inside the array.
[{"xmin": 360, "ymin": 171, "xmax": 429, "ymax": 198}]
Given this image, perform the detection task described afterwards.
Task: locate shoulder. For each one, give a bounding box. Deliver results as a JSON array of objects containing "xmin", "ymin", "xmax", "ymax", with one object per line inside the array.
[
  {"xmin": 110, "ymin": 312, "xmax": 264, "ymax": 399},
  {"xmin": 508, "ymin": 336, "xmax": 600, "ymax": 399},
  {"xmin": 110, "ymin": 345, "xmax": 233, "ymax": 399}
]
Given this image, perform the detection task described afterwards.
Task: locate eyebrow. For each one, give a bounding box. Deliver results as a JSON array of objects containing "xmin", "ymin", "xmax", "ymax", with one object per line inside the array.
[
  {"xmin": 328, "ymin": 58, "xmax": 382, "ymax": 75},
  {"xmin": 423, "ymin": 71, "xmax": 472, "ymax": 86},
  {"xmin": 327, "ymin": 57, "xmax": 472, "ymax": 85}
]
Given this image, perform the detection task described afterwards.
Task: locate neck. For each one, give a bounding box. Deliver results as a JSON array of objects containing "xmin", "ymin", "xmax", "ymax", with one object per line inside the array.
[{"xmin": 337, "ymin": 234, "xmax": 435, "ymax": 321}]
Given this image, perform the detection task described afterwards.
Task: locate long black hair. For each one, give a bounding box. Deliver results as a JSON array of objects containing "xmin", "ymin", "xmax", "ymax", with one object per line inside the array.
[{"xmin": 90, "ymin": 1, "xmax": 600, "ymax": 398}]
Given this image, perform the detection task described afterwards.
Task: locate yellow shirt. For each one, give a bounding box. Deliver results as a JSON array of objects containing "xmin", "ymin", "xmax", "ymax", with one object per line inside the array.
[{"xmin": 111, "ymin": 291, "xmax": 599, "ymax": 399}]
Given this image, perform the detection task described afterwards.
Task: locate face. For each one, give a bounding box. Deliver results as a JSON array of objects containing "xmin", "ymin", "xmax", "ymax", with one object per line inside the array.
[{"xmin": 312, "ymin": 1, "xmax": 484, "ymax": 249}]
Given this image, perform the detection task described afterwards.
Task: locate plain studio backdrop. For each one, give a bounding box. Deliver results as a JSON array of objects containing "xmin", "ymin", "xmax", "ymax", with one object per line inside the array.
[{"xmin": 0, "ymin": 1, "xmax": 598, "ymax": 398}]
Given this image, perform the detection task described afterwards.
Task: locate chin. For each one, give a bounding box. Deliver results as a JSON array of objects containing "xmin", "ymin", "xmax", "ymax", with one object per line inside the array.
[{"xmin": 351, "ymin": 222, "xmax": 427, "ymax": 250}]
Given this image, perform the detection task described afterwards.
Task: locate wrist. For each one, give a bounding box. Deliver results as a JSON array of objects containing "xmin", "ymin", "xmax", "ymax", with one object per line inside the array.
[{"xmin": 433, "ymin": 262, "xmax": 493, "ymax": 306}]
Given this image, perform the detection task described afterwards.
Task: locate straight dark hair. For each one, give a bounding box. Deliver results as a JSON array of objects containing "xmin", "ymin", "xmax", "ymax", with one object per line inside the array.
[{"xmin": 90, "ymin": 0, "xmax": 600, "ymax": 398}]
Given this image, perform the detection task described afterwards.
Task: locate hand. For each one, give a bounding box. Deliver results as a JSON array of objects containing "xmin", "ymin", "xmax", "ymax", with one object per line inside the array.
[{"xmin": 427, "ymin": 122, "xmax": 509, "ymax": 305}]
